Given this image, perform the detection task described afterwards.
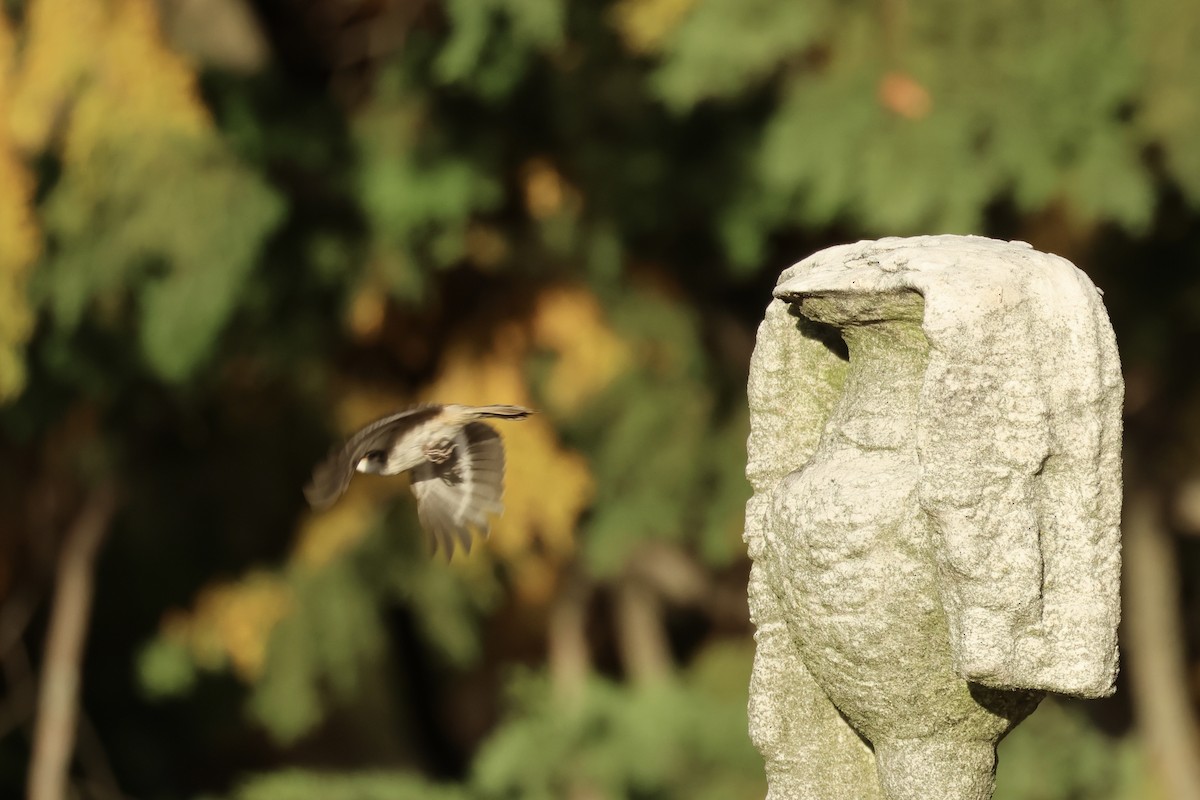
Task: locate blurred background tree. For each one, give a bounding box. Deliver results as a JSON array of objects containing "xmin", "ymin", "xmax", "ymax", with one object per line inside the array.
[{"xmin": 1, "ymin": 0, "xmax": 1198, "ymax": 798}]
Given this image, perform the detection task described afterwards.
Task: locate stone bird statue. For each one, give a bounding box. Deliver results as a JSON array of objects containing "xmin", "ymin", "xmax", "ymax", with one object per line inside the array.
[
  {"xmin": 305, "ymin": 403, "xmax": 532, "ymax": 556},
  {"xmin": 745, "ymin": 236, "xmax": 1122, "ymax": 800}
]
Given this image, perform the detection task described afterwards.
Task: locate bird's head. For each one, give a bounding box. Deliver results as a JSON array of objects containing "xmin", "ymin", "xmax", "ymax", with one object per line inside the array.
[{"xmin": 356, "ymin": 450, "xmax": 389, "ymax": 475}]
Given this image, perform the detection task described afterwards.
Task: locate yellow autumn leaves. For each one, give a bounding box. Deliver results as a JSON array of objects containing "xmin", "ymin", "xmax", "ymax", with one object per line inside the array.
[
  {"xmin": 0, "ymin": 134, "xmax": 36, "ymax": 401},
  {"xmin": 161, "ymin": 572, "xmax": 292, "ymax": 682},
  {"xmin": 12, "ymin": 0, "xmax": 208, "ymax": 153},
  {"xmin": 610, "ymin": 0, "xmax": 697, "ymax": 55},
  {"xmin": 1, "ymin": 0, "xmax": 214, "ymax": 399},
  {"xmin": 0, "ymin": 10, "xmax": 39, "ymax": 401}
]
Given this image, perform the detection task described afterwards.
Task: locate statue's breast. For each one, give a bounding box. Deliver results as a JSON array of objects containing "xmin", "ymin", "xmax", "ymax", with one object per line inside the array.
[
  {"xmin": 773, "ymin": 446, "xmax": 924, "ymax": 567},
  {"xmin": 768, "ymin": 444, "xmax": 954, "ymax": 735}
]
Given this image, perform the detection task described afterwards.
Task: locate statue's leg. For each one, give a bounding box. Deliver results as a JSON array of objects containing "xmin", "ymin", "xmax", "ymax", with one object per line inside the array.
[
  {"xmin": 872, "ymin": 737, "xmax": 996, "ymax": 800},
  {"xmin": 748, "ymin": 562, "xmax": 881, "ymax": 800}
]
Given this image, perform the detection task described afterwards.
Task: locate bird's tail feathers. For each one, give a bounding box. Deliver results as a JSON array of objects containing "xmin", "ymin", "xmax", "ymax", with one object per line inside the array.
[{"xmin": 468, "ymin": 404, "xmax": 534, "ymax": 420}]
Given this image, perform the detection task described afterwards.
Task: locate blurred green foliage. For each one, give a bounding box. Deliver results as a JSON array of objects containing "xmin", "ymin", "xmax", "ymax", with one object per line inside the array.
[
  {"xmin": 567, "ymin": 290, "xmax": 747, "ymax": 574},
  {"xmin": 651, "ymin": 0, "xmax": 1164, "ymax": 259},
  {"xmin": 470, "ymin": 658, "xmax": 761, "ymax": 800},
  {"xmin": 354, "ymin": 70, "xmax": 504, "ymax": 299},
  {"xmin": 995, "ymin": 699, "xmax": 1157, "ymax": 800},
  {"xmin": 215, "ymin": 771, "xmax": 467, "ymax": 800},
  {"xmin": 212, "ymin": 641, "xmax": 760, "ymax": 800},
  {"xmin": 39, "ymin": 138, "xmax": 284, "ymax": 380},
  {"xmin": 2, "ymin": 0, "xmax": 1199, "ymax": 797}
]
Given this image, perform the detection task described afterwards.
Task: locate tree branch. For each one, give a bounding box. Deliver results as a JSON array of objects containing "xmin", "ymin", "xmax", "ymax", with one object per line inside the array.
[
  {"xmin": 614, "ymin": 574, "xmax": 671, "ymax": 685},
  {"xmin": 27, "ymin": 481, "xmax": 119, "ymax": 800},
  {"xmin": 1123, "ymin": 486, "xmax": 1200, "ymax": 800},
  {"xmin": 548, "ymin": 568, "xmax": 591, "ymax": 703}
]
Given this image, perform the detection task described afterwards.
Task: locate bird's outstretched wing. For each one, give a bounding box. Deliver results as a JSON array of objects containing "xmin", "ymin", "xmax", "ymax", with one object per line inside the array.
[
  {"xmin": 304, "ymin": 404, "xmax": 444, "ymax": 510},
  {"xmin": 410, "ymin": 421, "xmax": 506, "ymax": 557}
]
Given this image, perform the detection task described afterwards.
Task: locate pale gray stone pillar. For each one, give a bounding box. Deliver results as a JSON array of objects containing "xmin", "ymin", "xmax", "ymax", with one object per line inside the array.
[{"xmin": 744, "ymin": 235, "xmax": 1123, "ymax": 800}]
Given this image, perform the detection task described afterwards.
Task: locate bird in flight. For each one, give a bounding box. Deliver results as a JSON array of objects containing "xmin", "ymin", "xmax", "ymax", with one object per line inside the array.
[{"xmin": 305, "ymin": 403, "xmax": 533, "ymax": 557}]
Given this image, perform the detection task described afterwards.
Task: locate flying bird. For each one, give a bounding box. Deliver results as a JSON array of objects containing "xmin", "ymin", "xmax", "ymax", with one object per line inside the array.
[{"xmin": 305, "ymin": 403, "xmax": 533, "ymax": 556}]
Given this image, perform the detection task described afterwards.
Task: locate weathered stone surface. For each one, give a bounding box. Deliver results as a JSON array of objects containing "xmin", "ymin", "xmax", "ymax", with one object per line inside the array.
[{"xmin": 744, "ymin": 235, "xmax": 1123, "ymax": 800}]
